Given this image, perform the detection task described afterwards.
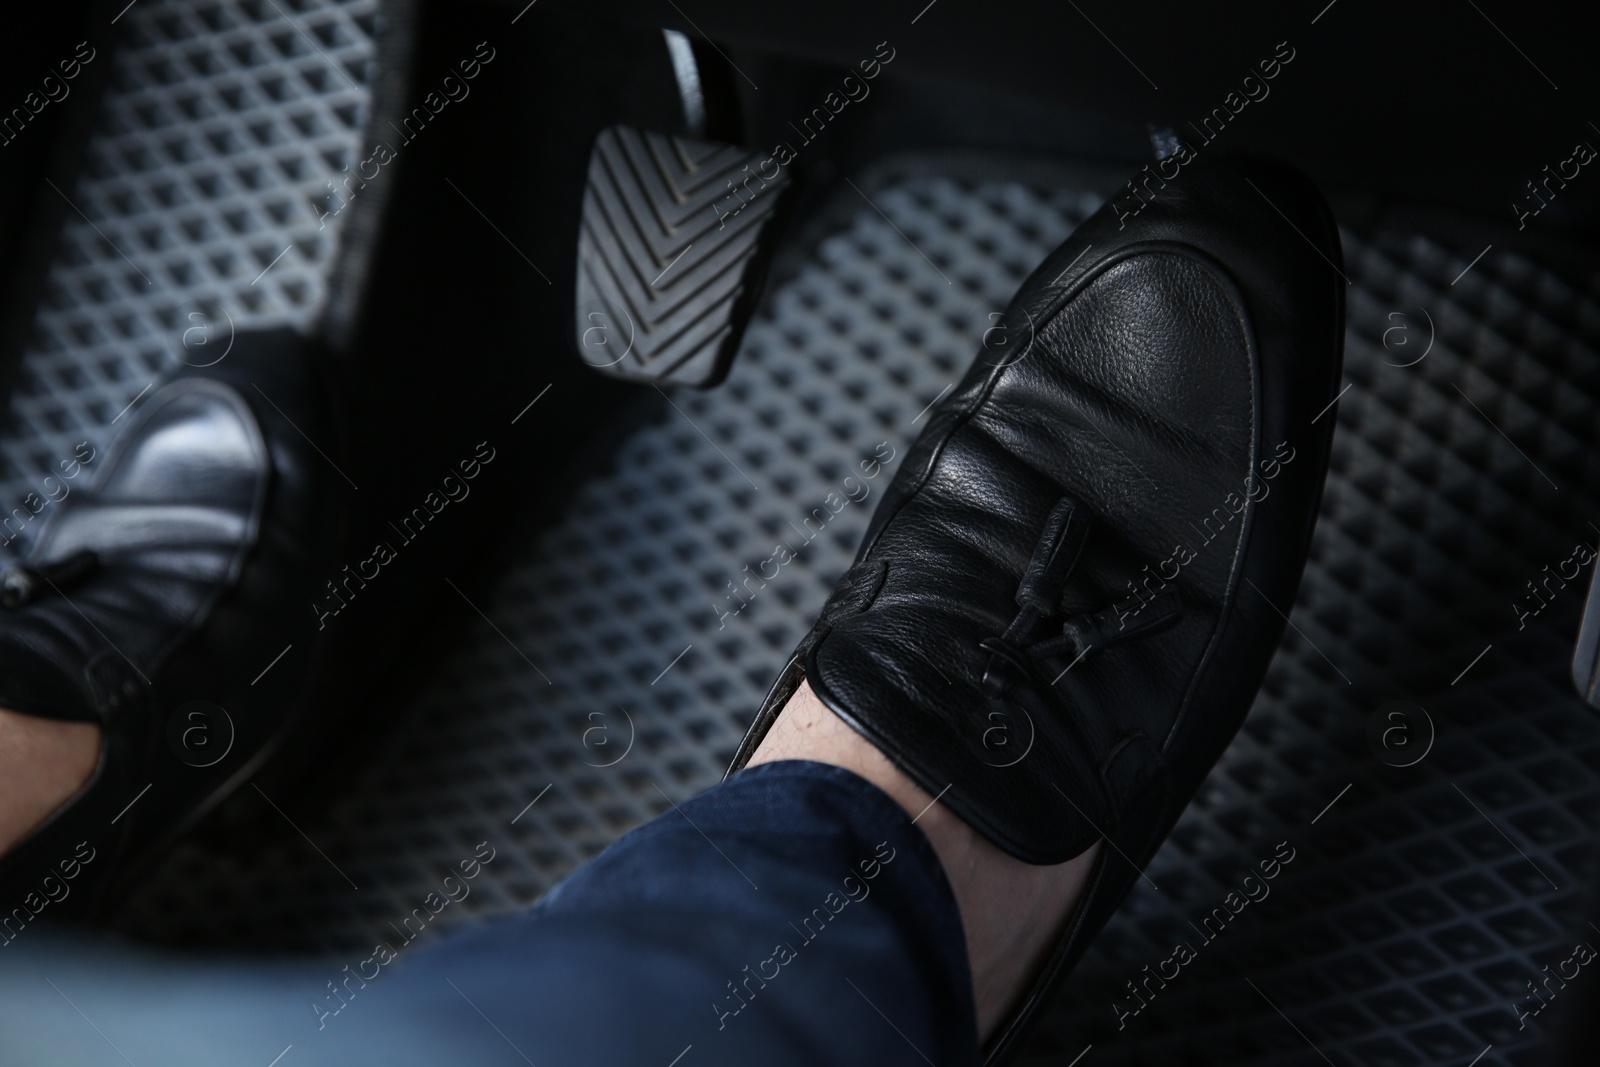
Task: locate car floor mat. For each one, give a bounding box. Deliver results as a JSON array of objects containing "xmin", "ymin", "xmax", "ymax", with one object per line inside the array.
[{"xmin": 90, "ymin": 150, "xmax": 1600, "ymax": 1065}]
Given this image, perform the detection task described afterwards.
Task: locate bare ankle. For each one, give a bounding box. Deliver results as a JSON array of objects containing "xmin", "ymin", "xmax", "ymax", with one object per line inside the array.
[
  {"xmin": 748, "ymin": 679, "xmax": 1100, "ymax": 1040},
  {"xmin": 0, "ymin": 707, "xmax": 100, "ymax": 855}
]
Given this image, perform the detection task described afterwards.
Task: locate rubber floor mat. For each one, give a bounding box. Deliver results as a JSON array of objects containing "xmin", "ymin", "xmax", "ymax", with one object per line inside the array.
[
  {"xmin": 0, "ymin": 0, "xmax": 377, "ymax": 546},
  {"xmin": 22, "ymin": 116, "xmax": 1599, "ymax": 1067}
]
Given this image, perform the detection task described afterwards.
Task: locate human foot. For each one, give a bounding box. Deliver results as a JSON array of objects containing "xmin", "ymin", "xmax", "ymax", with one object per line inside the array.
[
  {"xmin": 729, "ymin": 156, "xmax": 1345, "ymax": 1062},
  {"xmin": 747, "ymin": 677, "xmax": 1101, "ymax": 1039},
  {"xmin": 0, "ymin": 329, "xmax": 347, "ymax": 916}
]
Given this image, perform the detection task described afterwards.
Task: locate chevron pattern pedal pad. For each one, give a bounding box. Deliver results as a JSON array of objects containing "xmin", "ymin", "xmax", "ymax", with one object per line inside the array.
[{"xmin": 573, "ymin": 125, "xmax": 794, "ymax": 388}]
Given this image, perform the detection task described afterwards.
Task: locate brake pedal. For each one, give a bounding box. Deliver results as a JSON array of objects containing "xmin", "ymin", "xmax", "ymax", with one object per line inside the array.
[{"xmin": 573, "ymin": 124, "xmax": 793, "ymax": 388}]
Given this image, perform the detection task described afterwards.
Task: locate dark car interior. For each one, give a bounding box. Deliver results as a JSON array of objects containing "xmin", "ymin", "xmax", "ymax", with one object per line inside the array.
[{"xmin": 3, "ymin": 1, "xmax": 1599, "ymax": 1063}]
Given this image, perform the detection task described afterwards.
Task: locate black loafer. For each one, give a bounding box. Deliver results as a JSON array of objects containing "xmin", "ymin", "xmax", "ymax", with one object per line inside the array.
[
  {"xmin": 726, "ymin": 156, "xmax": 1345, "ymax": 1061},
  {"xmin": 0, "ymin": 328, "xmax": 346, "ymax": 921}
]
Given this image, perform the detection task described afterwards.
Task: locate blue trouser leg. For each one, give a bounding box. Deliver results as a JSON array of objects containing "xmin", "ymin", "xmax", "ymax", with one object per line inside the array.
[{"xmin": 0, "ymin": 761, "xmax": 979, "ymax": 1066}]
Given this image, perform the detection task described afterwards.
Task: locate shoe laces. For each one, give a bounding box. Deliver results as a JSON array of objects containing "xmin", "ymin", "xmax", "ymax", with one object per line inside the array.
[{"xmin": 980, "ymin": 497, "xmax": 1180, "ymax": 696}]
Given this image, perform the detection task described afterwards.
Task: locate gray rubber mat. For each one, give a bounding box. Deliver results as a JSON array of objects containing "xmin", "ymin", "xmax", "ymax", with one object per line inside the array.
[
  {"xmin": 103, "ymin": 155, "xmax": 1600, "ymax": 1066},
  {"xmin": 0, "ymin": 0, "xmax": 376, "ymax": 552},
  {"xmin": 6, "ymin": 10, "xmax": 1600, "ymax": 1061}
]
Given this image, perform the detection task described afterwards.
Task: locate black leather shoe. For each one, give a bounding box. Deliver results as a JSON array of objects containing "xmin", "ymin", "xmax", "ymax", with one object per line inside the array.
[
  {"xmin": 726, "ymin": 156, "xmax": 1345, "ymax": 1061},
  {"xmin": 0, "ymin": 328, "xmax": 346, "ymax": 921}
]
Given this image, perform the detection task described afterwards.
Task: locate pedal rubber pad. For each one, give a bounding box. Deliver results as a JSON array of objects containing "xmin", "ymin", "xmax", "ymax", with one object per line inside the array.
[{"xmin": 573, "ymin": 125, "xmax": 793, "ymax": 388}]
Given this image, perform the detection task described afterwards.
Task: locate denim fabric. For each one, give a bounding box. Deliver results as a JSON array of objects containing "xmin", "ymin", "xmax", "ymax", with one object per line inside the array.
[{"xmin": 0, "ymin": 760, "xmax": 978, "ymax": 1066}]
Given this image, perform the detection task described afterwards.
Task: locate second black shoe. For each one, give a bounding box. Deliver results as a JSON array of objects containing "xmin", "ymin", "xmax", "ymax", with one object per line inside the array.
[
  {"xmin": 727, "ymin": 155, "xmax": 1346, "ymax": 1062},
  {"xmin": 0, "ymin": 328, "xmax": 348, "ymax": 920}
]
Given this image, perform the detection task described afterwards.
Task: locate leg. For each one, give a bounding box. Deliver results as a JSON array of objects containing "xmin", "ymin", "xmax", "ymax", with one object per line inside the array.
[
  {"xmin": 370, "ymin": 749, "xmax": 984, "ymax": 1064},
  {"xmin": 748, "ymin": 679, "xmax": 1100, "ymax": 1040},
  {"xmin": 1, "ymin": 734, "xmax": 985, "ymax": 1065}
]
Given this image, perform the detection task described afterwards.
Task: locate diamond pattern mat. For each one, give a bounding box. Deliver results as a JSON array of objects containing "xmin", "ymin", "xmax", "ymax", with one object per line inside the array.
[
  {"xmin": 6, "ymin": 15, "xmax": 1598, "ymax": 1055},
  {"xmin": 98, "ymin": 151, "xmax": 1600, "ymax": 1066},
  {"xmin": 0, "ymin": 0, "xmax": 377, "ymax": 555}
]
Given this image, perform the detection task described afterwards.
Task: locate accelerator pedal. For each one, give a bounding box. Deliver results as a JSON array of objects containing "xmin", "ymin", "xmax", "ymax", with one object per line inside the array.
[{"xmin": 573, "ymin": 125, "xmax": 793, "ymax": 388}]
